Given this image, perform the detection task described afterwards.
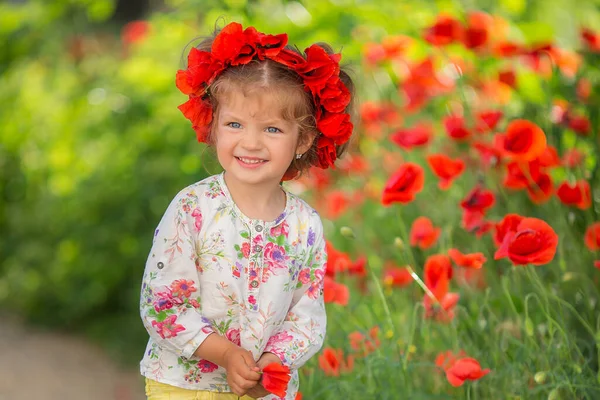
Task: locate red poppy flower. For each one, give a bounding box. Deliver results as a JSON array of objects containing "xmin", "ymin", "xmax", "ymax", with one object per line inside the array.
[
  {"xmin": 473, "ymin": 140, "xmax": 504, "ymax": 168},
  {"xmin": 562, "ymin": 149, "xmax": 585, "ymax": 168},
  {"xmin": 261, "ymin": 363, "xmax": 291, "ymax": 398},
  {"xmin": 443, "ymin": 115, "xmax": 471, "ymax": 141},
  {"xmin": 349, "ymin": 327, "xmax": 381, "ymax": 357},
  {"xmin": 526, "ymin": 172, "xmax": 553, "ymax": 204},
  {"xmin": 318, "ymin": 348, "xmax": 354, "ymax": 376},
  {"xmin": 556, "ymin": 180, "xmax": 591, "ymax": 209},
  {"xmin": 122, "ymin": 20, "xmax": 150, "ymax": 46},
  {"xmin": 502, "ymin": 120, "xmax": 547, "ymax": 161},
  {"xmin": 424, "ymin": 292, "xmax": 460, "ymax": 322},
  {"xmin": 595, "ymin": 261, "xmax": 600, "ymax": 270},
  {"xmin": 494, "ymin": 217, "xmax": 559, "ymax": 266},
  {"xmin": 494, "ymin": 214, "xmax": 524, "ymax": 247},
  {"xmin": 323, "ymin": 277, "xmax": 349, "ymax": 305},
  {"xmin": 424, "ymin": 15, "xmax": 463, "ymax": 46},
  {"xmin": 503, "ymin": 160, "xmax": 542, "ymax": 190},
  {"xmin": 461, "ymin": 12, "xmax": 492, "ymax": 50},
  {"xmin": 577, "ymin": 78, "xmax": 592, "ymax": 101},
  {"xmin": 460, "ymin": 185, "xmax": 496, "ymax": 214},
  {"xmin": 445, "ymin": 358, "xmax": 491, "ymax": 387},
  {"xmin": 177, "ymin": 97, "xmax": 213, "ymax": 143},
  {"xmin": 382, "ymin": 263, "xmax": 413, "ymax": 287},
  {"xmin": 319, "ymin": 76, "xmax": 352, "ymax": 114},
  {"xmin": 211, "ymin": 22, "xmax": 259, "ymax": 65},
  {"xmin": 581, "ymin": 28, "xmax": 600, "ymax": 52},
  {"xmin": 316, "ymin": 136, "xmax": 337, "ymax": 168},
  {"xmin": 462, "ymin": 210, "xmax": 494, "ymax": 237},
  {"xmin": 402, "ymin": 58, "xmax": 451, "ymax": 112},
  {"xmin": 498, "ymin": 69, "xmax": 517, "ymax": 88},
  {"xmin": 325, "ymin": 190, "xmax": 351, "ymax": 219},
  {"xmin": 424, "ymin": 254, "xmax": 453, "ymax": 301},
  {"xmin": 475, "ymin": 110, "xmax": 503, "ymax": 133},
  {"xmin": 435, "ymin": 350, "xmax": 467, "ymax": 371},
  {"xmin": 296, "ymin": 44, "xmax": 340, "ymax": 94},
  {"xmin": 568, "ymin": 115, "xmax": 591, "ymax": 136},
  {"xmin": 317, "ymin": 111, "xmax": 353, "ymax": 145},
  {"xmin": 493, "ymin": 41, "xmax": 523, "ymax": 57},
  {"xmin": 426, "ymin": 154, "xmax": 465, "ymax": 189},
  {"xmin": 390, "ymin": 123, "xmax": 433, "ymax": 150},
  {"xmin": 584, "ymin": 222, "xmax": 600, "ymax": 251},
  {"xmin": 382, "ymin": 163, "xmax": 425, "ymax": 205},
  {"xmin": 537, "ymin": 146, "xmax": 561, "ymax": 169},
  {"xmin": 410, "ymin": 216, "xmax": 442, "ymax": 249},
  {"xmin": 325, "ymin": 241, "xmax": 351, "ymax": 277},
  {"xmin": 448, "ymin": 248, "xmax": 486, "ymax": 269}
]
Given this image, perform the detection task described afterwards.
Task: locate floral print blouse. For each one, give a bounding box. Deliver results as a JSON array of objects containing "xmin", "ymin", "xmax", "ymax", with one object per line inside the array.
[{"xmin": 139, "ymin": 173, "xmax": 327, "ymax": 399}]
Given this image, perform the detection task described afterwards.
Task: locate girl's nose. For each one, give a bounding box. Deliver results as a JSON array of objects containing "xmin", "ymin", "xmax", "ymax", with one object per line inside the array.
[{"xmin": 240, "ymin": 128, "xmax": 262, "ymax": 149}]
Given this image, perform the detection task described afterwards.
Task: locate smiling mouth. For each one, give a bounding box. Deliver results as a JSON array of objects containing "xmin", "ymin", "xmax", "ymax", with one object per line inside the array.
[{"xmin": 236, "ymin": 157, "xmax": 267, "ymax": 164}]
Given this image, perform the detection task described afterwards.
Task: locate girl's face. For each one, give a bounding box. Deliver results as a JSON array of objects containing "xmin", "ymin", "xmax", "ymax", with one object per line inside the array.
[{"xmin": 213, "ymin": 90, "xmax": 312, "ymax": 190}]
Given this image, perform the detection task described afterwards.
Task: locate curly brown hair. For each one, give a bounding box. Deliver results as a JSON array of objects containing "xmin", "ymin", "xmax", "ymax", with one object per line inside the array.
[{"xmin": 187, "ymin": 26, "xmax": 356, "ymax": 180}]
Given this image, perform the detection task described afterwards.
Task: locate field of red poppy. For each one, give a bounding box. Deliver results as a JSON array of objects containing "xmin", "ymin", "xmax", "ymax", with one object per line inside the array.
[{"xmin": 290, "ymin": 12, "xmax": 600, "ymax": 400}]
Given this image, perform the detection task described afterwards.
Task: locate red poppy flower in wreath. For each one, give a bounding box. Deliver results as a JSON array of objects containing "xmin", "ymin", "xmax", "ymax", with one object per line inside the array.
[
  {"xmin": 584, "ymin": 222, "xmax": 600, "ymax": 251},
  {"xmin": 448, "ymin": 248, "xmax": 486, "ymax": 269},
  {"xmin": 382, "ymin": 163, "xmax": 425, "ymax": 205},
  {"xmin": 410, "ymin": 216, "xmax": 441, "ymax": 249},
  {"xmin": 494, "ymin": 217, "xmax": 558, "ymax": 266},
  {"xmin": 556, "ymin": 180, "xmax": 591, "ymax": 210},
  {"xmin": 426, "ymin": 154, "xmax": 465, "ymax": 189},
  {"xmin": 502, "ymin": 120, "xmax": 547, "ymax": 161}
]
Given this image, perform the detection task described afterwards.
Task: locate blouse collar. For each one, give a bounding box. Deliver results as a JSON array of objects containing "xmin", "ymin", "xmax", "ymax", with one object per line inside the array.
[{"xmin": 216, "ymin": 172, "xmax": 291, "ymax": 228}]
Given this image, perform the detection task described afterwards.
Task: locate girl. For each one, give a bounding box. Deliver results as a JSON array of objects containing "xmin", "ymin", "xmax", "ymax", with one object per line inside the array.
[{"xmin": 139, "ymin": 22, "xmax": 355, "ymax": 400}]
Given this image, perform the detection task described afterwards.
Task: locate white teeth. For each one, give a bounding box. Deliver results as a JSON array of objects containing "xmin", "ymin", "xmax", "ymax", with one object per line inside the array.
[{"xmin": 237, "ymin": 157, "xmax": 265, "ymax": 164}]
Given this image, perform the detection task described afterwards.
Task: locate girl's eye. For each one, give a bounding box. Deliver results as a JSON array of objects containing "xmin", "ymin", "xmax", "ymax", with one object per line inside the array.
[
  {"xmin": 227, "ymin": 122, "xmax": 242, "ymax": 129},
  {"xmin": 266, "ymin": 127, "xmax": 282, "ymax": 134}
]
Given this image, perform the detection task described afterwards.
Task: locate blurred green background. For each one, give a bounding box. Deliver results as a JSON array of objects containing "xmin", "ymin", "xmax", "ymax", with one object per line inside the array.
[{"xmin": 2, "ymin": 0, "xmax": 600, "ymax": 368}]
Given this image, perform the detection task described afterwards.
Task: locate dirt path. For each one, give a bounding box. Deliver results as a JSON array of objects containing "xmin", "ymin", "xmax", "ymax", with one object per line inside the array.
[{"xmin": 0, "ymin": 316, "xmax": 145, "ymax": 400}]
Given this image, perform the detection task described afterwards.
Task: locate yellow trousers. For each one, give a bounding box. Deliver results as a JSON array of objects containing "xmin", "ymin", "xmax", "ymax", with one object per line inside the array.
[{"xmin": 145, "ymin": 378, "xmax": 255, "ymax": 400}]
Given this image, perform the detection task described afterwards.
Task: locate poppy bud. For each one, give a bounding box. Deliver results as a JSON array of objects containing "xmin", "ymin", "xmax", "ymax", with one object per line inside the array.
[
  {"xmin": 394, "ymin": 237, "xmax": 404, "ymax": 249},
  {"xmin": 340, "ymin": 226, "xmax": 356, "ymax": 239},
  {"xmin": 534, "ymin": 371, "xmax": 547, "ymax": 384}
]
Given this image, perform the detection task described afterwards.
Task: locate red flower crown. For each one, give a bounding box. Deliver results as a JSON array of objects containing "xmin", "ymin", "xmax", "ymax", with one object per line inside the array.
[{"xmin": 175, "ymin": 22, "xmax": 353, "ymax": 169}]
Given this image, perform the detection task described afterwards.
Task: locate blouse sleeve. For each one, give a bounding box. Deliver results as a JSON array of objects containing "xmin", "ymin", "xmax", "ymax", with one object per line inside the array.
[
  {"xmin": 263, "ymin": 217, "xmax": 327, "ymax": 370},
  {"xmin": 139, "ymin": 190, "xmax": 214, "ymax": 359}
]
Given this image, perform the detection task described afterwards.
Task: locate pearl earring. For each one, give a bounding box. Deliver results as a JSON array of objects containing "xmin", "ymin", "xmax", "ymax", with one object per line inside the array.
[{"xmin": 295, "ymin": 153, "xmax": 302, "ymax": 160}]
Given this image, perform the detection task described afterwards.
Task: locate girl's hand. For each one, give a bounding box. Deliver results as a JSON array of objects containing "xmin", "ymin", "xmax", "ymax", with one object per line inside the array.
[
  {"xmin": 244, "ymin": 352, "xmax": 285, "ymax": 398},
  {"xmin": 223, "ymin": 347, "xmax": 261, "ymax": 396},
  {"xmin": 257, "ymin": 352, "xmax": 283, "ymax": 369}
]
